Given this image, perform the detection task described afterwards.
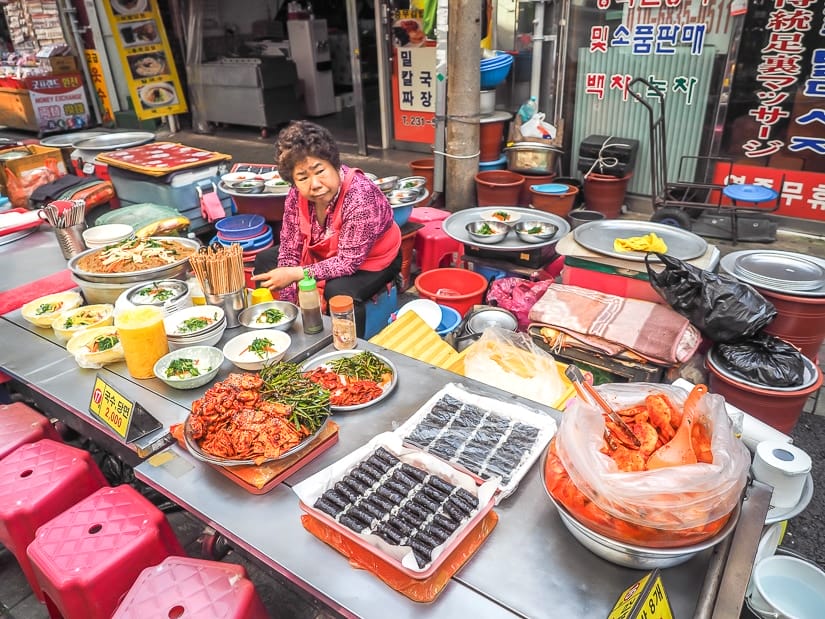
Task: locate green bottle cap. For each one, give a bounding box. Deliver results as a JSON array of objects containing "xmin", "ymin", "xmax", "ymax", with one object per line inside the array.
[{"xmin": 298, "ymin": 268, "xmax": 317, "ymax": 292}]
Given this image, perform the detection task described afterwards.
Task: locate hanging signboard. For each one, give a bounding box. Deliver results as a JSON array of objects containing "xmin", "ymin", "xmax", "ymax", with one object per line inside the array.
[
  {"xmin": 24, "ymin": 73, "xmax": 92, "ymax": 134},
  {"xmin": 390, "ymin": 10, "xmax": 435, "ymax": 144},
  {"xmin": 84, "ymin": 49, "xmax": 115, "ymax": 125},
  {"xmin": 101, "ymin": 0, "xmax": 187, "ymax": 120}
]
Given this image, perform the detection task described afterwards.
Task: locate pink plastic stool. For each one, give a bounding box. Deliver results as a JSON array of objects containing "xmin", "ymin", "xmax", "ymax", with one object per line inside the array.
[
  {"xmin": 113, "ymin": 556, "xmax": 268, "ymax": 619},
  {"xmin": 0, "ymin": 439, "xmax": 107, "ymax": 601},
  {"xmin": 27, "ymin": 484, "xmax": 184, "ymax": 619},
  {"xmin": 0, "ymin": 402, "xmax": 61, "ymax": 460},
  {"xmin": 414, "ymin": 221, "xmax": 463, "ymax": 273},
  {"xmin": 409, "ymin": 206, "xmax": 451, "ymax": 224}
]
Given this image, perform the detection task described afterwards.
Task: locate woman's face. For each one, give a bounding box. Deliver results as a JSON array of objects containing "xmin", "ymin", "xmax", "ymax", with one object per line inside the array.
[{"xmin": 292, "ymin": 156, "xmax": 341, "ymax": 206}]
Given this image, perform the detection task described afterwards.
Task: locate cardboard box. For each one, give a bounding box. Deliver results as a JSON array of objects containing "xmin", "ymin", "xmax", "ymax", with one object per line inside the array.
[
  {"xmin": 40, "ymin": 56, "xmax": 78, "ymax": 74},
  {"xmin": 0, "ymin": 144, "xmax": 67, "ymax": 208}
]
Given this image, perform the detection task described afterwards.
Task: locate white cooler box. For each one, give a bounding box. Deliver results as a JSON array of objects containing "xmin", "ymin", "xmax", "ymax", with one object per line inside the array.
[{"xmin": 108, "ymin": 162, "xmax": 234, "ymax": 234}]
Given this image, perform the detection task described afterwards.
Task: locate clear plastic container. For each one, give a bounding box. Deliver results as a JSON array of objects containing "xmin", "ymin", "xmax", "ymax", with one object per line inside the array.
[
  {"xmin": 329, "ymin": 294, "xmax": 357, "ymax": 350},
  {"xmin": 518, "ymin": 96, "xmax": 538, "ymax": 123},
  {"xmin": 298, "ymin": 270, "xmax": 323, "ymax": 335}
]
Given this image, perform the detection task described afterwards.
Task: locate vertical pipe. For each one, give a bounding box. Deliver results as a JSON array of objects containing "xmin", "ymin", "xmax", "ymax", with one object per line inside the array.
[
  {"xmin": 59, "ymin": 0, "xmax": 103, "ymax": 125},
  {"xmin": 433, "ymin": 0, "xmax": 448, "ymax": 199},
  {"xmin": 374, "ymin": 0, "xmax": 391, "ymax": 149},
  {"xmin": 346, "ymin": 0, "xmax": 367, "ymax": 155},
  {"xmin": 553, "ymin": 0, "xmax": 570, "ymax": 123},
  {"xmin": 529, "ymin": 0, "xmax": 544, "ymax": 100}
]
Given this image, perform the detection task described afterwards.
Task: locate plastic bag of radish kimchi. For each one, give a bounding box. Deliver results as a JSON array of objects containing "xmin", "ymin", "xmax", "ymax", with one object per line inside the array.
[{"xmin": 545, "ymin": 382, "xmax": 750, "ymax": 547}]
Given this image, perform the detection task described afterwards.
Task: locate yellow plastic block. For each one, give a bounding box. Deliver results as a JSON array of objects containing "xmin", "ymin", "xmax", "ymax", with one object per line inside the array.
[{"xmin": 369, "ymin": 310, "xmax": 460, "ymax": 370}]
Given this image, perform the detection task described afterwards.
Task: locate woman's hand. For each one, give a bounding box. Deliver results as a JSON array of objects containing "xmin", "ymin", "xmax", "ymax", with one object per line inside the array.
[{"xmin": 251, "ymin": 266, "xmax": 304, "ymax": 291}]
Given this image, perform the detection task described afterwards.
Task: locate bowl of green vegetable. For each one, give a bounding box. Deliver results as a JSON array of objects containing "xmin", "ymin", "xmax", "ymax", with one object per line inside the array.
[
  {"xmin": 513, "ymin": 220, "xmax": 559, "ymax": 244},
  {"xmin": 465, "ymin": 219, "xmax": 509, "ymax": 244},
  {"xmin": 153, "ymin": 346, "xmax": 224, "ymax": 389},
  {"xmin": 238, "ymin": 300, "xmax": 299, "ymax": 331},
  {"xmin": 223, "ymin": 329, "xmax": 292, "ymax": 371}
]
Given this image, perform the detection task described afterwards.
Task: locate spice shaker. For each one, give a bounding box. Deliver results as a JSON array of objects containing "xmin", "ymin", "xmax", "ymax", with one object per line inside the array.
[
  {"xmin": 298, "ymin": 269, "xmax": 324, "ymax": 335},
  {"xmin": 329, "ymin": 295, "xmax": 357, "ymax": 350}
]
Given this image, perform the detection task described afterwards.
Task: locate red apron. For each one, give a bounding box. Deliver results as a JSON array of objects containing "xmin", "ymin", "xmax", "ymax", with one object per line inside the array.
[{"xmin": 297, "ymin": 168, "xmax": 401, "ymax": 299}]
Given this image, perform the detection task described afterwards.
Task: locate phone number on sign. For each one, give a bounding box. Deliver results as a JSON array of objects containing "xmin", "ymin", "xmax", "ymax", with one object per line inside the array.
[{"xmin": 400, "ymin": 115, "xmax": 433, "ymax": 127}]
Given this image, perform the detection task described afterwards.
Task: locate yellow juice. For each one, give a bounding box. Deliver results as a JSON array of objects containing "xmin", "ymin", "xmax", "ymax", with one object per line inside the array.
[{"xmin": 115, "ymin": 306, "xmax": 169, "ymax": 379}]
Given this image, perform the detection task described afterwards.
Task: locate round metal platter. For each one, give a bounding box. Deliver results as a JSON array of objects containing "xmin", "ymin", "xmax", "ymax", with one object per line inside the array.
[
  {"xmin": 720, "ymin": 250, "xmax": 825, "ymax": 298},
  {"xmin": 734, "ymin": 252, "xmax": 825, "ymax": 292},
  {"xmin": 442, "ymin": 206, "xmax": 570, "ymax": 252},
  {"xmin": 573, "ymin": 219, "xmax": 707, "ymax": 262},
  {"xmin": 71, "ymin": 131, "xmax": 156, "ymax": 151},
  {"xmin": 300, "ymin": 349, "xmax": 398, "ymax": 412},
  {"xmin": 39, "ymin": 131, "xmax": 111, "ymax": 149},
  {"xmin": 183, "ymin": 415, "xmax": 329, "ymax": 467}
]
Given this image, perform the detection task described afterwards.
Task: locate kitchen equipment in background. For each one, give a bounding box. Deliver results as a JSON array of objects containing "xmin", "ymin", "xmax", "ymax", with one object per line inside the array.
[{"xmin": 287, "ymin": 19, "xmax": 336, "ymax": 117}]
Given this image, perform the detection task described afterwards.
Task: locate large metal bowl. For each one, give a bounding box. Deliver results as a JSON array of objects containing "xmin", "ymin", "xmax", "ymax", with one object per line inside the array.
[
  {"xmin": 238, "ymin": 301, "xmax": 299, "ymax": 331},
  {"xmin": 505, "ymin": 142, "xmax": 562, "ymax": 174},
  {"xmin": 68, "ymin": 237, "xmax": 200, "ymax": 284}
]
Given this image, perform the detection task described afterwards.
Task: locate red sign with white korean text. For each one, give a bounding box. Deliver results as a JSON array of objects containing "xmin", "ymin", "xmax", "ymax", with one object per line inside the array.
[
  {"xmin": 24, "ymin": 73, "xmax": 91, "ymax": 134},
  {"xmin": 712, "ymin": 162, "xmax": 825, "ymax": 222}
]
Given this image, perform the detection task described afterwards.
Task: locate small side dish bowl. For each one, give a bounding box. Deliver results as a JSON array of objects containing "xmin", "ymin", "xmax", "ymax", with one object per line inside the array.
[
  {"xmin": 238, "ymin": 301, "xmax": 299, "ymax": 331},
  {"xmin": 232, "ymin": 179, "xmax": 265, "ymax": 194},
  {"xmin": 51, "ymin": 303, "xmax": 115, "ymax": 344},
  {"xmin": 82, "ymin": 224, "xmax": 134, "ymax": 250},
  {"xmin": 21, "ymin": 291, "xmax": 84, "ymax": 328},
  {"xmin": 374, "ymin": 175, "xmax": 399, "ymax": 193},
  {"xmin": 221, "ymin": 172, "xmax": 263, "ymax": 189},
  {"xmin": 481, "ymin": 209, "xmax": 522, "ymax": 225},
  {"xmin": 164, "ymin": 305, "xmax": 226, "ymax": 338},
  {"xmin": 397, "ymin": 176, "xmax": 427, "ymax": 194},
  {"xmin": 465, "ymin": 220, "xmax": 509, "ymax": 244},
  {"xmin": 264, "ymin": 178, "xmax": 290, "ymax": 195},
  {"xmin": 223, "ymin": 329, "xmax": 292, "ymax": 370},
  {"xmin": 153, "ymin": 346, "xmax": 224, "ymax": 390},
  {"xmin": 513, "ymin": 220, "xmax": 559, "ymax": 244}
]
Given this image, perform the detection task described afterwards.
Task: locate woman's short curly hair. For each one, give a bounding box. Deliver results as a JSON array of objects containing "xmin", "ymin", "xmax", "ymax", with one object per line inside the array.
[{"xmin": 275, "ymin": 120, "xmax": 340, "ymax": 184}]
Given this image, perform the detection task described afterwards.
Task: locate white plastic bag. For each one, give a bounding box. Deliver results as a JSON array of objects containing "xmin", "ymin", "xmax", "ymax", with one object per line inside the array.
[
  {"xmin": 519, "ymin": 112, "xmax": 556, "ymax": 140},
  {"xmin": 462, "ymin": 326, "xmax": 566, "ymax": 407}
]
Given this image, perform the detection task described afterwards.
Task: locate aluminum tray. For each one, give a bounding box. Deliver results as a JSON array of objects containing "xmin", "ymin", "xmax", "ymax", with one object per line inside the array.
[
  {"xmin": 721, "ymin": 250, "xmax": 825, "ymax": 297},
  {"xmin": 734, "ymin": 252, "xmax": 825, "ymax": 291},
  {"xmin": 183, "ymin": 415, "xmax": 330, "ymax": 467},
  {"xmin": 39, "ymin": 130, "xmax": 111, "ymax": 149},
  {"xmin": 301, "ymin": 349, "xmax": 397, "ymax": 412},
  {"xmin": 573, "ymin": 219, "xmax": 707, "ymax": 262},
  {"xmin": 442, "ymin": 206, "xmax": 569, "ymax": 252},
  {"xmin": 71, "ymin": 131, "xmax": 156, "ymax": 151}
]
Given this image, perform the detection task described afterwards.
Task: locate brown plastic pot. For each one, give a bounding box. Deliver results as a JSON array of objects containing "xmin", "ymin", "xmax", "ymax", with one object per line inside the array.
[
  {"xmin": 516, "ymin": 172, "xmax": 556, "ymax": 206},
  {"xmin": 479, "ymin": 112, "xmax": 511, "ymax": 162},
  {"xmin": 758, "ymin": 288, "xmax": 825, "ymax": 361},
  {"xmin": 528, "ymin": 184, "xmax": 579, "ymax": 217},
  {"xmin": 707, "ymin": 356, "xmax": 822, "ymax": 434},
  {"xmin": 583, "ymin": 172, "xmax": 632, "ymax": 218},
  {"xmin": 475, "ymin": 170, "xmax": 524, "ymax": 207}
]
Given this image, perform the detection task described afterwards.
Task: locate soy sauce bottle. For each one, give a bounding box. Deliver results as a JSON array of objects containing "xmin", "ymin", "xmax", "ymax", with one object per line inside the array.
[{"xmin": 298, "ymin": 269, "xmax": 323, "ymax": 335}]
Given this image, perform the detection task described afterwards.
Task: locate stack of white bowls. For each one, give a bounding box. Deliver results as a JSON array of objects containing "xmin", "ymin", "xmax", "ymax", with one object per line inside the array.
[
  {"xmin": 164, "ymin": 305, "xmax": 227, "ymax": 351},
  {"xmin": 81, "ymin": 224, "xmax": 134, "ymax": 250}
]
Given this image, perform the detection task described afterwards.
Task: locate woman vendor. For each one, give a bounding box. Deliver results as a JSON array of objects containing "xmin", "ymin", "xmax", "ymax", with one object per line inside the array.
[{"xmin": 252, "ymin": 121, "xmax": 402, "ymax": 336}]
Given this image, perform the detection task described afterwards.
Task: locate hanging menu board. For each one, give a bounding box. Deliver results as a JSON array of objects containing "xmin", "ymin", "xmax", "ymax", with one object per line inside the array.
[{"xmin": 101, "ymin": 0, "xmax": 187, "ymax": 119}]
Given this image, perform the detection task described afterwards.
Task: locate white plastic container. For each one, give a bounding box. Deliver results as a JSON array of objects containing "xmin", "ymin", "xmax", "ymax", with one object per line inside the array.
[
  {"xmin": 750, "ymin": 555, "xmax": 825, "ymax": 619},
  {"xmin": 752, "ymin": 441, "xmax": 811, "ymax": 509}
]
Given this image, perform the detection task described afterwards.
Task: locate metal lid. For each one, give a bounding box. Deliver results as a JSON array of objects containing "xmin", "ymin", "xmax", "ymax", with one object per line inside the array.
[
  {"xmin": 506, "ymin": 142, "xmax": 561, "ymax": 152},
  {"xmin": 71, "ymin": 131, "xmax": 155, "ymax": 151},
  {"xmin": 466, "ymin": 307, "xmax": 518, "ymax": 334},
  {"xmin": 734, "ymin": 252, "xmax": 825, "ymax": 292}
]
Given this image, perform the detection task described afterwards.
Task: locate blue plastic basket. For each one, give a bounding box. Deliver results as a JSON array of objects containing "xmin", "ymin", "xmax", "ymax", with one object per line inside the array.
[
  {"xmin": 480, "ymin": 55, "xmax": 513, "ymax": 90},
  {"xmin": 214, "ymin": 214, "xmax": 266, "ymax": 240}
]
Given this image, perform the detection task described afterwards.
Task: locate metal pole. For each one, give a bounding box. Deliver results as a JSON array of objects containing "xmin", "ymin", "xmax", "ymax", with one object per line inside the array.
[
  {"xmin": 374, "ymin": 0, "xmax": 391, "ymax": 149},
  {"xmin": 553, "ymin": 0, "xmax": 571, "ymax": 124},
  {"xmin": 529, "ymin": 0, "xmax": 545, "ymax": 100},
  {"xmin": 59, "ymin": 0, "xmax": 104, "ymax": 125},
  {"xmin": 445, "ymin": 0, "xmax": 481, "ymax": 212},
  {"xmin": 346, "ymin": 0, "xmax": 367, "ymax": 155},
  {"xmin": 432, "ymin": 0, "xmax": 448, "ymax": 204}
]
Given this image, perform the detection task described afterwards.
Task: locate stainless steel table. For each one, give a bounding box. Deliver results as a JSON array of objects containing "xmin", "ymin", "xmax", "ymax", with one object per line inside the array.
[{"xmin": 0, "ymin": 230, "xmax": 767, "ymax": 618}]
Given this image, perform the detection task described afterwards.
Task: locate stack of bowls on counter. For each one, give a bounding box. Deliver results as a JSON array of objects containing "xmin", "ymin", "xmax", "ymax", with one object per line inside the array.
[
  {"xmin": 81, "ymin": 224, "xmax": 134, "ymax": 250},
  {"xmin": 212, "ymin": 214, "xmax": 274, "ymax": 288},
  {"xmin": 164, "ymin": 305, "xmax": 227, "ymax": 351},
  {"xmin": 369, "ymin": 174, "xmax": 427, "ymax": 227}
]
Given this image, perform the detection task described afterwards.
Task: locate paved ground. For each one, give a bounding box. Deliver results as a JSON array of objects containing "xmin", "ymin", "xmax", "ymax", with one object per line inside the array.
[{"xmin": 2, "ymin": 120, "xmax": 825, "ymax": 617}]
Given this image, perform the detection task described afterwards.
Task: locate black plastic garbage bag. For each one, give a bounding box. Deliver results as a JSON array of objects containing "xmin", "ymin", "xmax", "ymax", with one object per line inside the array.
[
  {"xmin": 645, "ymin": 253, "xmax": 776, "ymax": 343},
  {"xmin": 715, "ymin": 333, "xmax": 806, "ymax": 388}
]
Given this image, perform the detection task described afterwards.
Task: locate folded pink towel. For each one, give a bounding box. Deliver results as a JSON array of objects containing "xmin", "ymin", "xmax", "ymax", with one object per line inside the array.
[
  {"xmin": 528, "ymin": 283, "xmax": 701, "ymax": 366},
  {"xmin": 0, "ymin": 269, "xmax": 76, "ymax": 316}
]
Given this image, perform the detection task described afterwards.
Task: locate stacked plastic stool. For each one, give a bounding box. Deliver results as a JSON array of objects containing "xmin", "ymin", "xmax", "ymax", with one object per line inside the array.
[
  {"xmin": 112, "ymin": 556, "xmax": 268, "ymax": 619},
  {"xmin": 0, "ymin": 401, "xmax": 61, "ymax": 459},
  {"xmin": 27, "ymin": 484, "xmax": 184, "ymax": 619},
  {"xmin": 409, "ymin": 207, "xmax": 462, "ymax": 274},
  {"xmin": 0, "ymin": 439, "xmax": 108, "ymax": 602}
]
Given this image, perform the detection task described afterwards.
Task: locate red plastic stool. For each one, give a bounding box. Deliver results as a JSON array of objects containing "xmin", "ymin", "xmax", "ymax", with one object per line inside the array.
[
  {"xmin": 27, "ymin": 484, "xmax": 184, "ymax": 619},
  {"xmin": 0, "ymin": 402, "xmax": 61, "ymax": 460},
  {"xmin": 0, "ymin": 439, "xmax": 107, "ymax": 601},
  {"xmin": 414, "ymin": 221, "xmax": 463, "ymax": 273},
  {"xmin": 409, "ymin": 206, "xmax": 451, "ymax": 224},
  {"xmin": 113, "ymin": 556, "xmax": 268, "ymax": 619}
]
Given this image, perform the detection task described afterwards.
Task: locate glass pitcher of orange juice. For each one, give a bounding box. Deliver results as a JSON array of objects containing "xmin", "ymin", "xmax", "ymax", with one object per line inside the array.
[{"xmin": 115, "ymin": 306, "xmax": 169, "ymax": 379}]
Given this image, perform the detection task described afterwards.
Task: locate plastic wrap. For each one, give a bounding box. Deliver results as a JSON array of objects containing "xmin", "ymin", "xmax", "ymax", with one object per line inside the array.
[
  {"xmin": 94, "ymin": 203, "xmax": 190, "ymax": 237},
  {"xmin": 462, "ymin": 326, "xmax": 566, "ymax": 407},
  {"xmin": 554, "ymin": 383, "xmax": 749, "ymax": 533},
  {"xmin": 394, "ymin": 383, "xmax": 557, "ymax": 501}
]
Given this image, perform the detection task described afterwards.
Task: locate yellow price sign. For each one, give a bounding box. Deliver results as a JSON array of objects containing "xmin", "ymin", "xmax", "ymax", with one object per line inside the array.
[
  {"xmin": 89, "ymin": 375, "xmax": 134, "ymax": 439},
  {"xmin": 608, "ymin": 569, "xmax": 672, "ymax": 619}
]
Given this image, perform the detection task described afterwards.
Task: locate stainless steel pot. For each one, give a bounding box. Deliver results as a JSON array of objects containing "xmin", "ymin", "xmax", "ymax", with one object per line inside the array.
[
  {"xmin": 68, "ymin": 237, "xmax": 200, "ymax": 284},
  {"xmin": 505, "ymin": 142, "xmax": 563, "ymax": 174}
]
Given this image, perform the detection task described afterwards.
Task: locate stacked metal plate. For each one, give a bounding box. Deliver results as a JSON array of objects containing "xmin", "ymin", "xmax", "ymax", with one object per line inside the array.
[{"xmin": 720, "ymin": 250, "xmax": 825, "ymax": 297}]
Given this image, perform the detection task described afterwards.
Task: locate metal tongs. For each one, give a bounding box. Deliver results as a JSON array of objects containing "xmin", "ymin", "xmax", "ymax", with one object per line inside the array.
[{"xmin": 564, "ymin": 364, "xmax": 641, "ymax": 449}]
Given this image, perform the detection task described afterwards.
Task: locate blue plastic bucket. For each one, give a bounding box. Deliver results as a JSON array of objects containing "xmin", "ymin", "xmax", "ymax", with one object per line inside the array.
[{"xmin": 436, "ymin": 304, "xmax": 462, "ymax": 336}]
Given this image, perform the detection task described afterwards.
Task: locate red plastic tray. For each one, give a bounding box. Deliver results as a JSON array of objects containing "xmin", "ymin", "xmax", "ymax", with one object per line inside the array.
[{"xmin": 0, "ymin": 208, "xmax": 43, "ymax": 237}]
